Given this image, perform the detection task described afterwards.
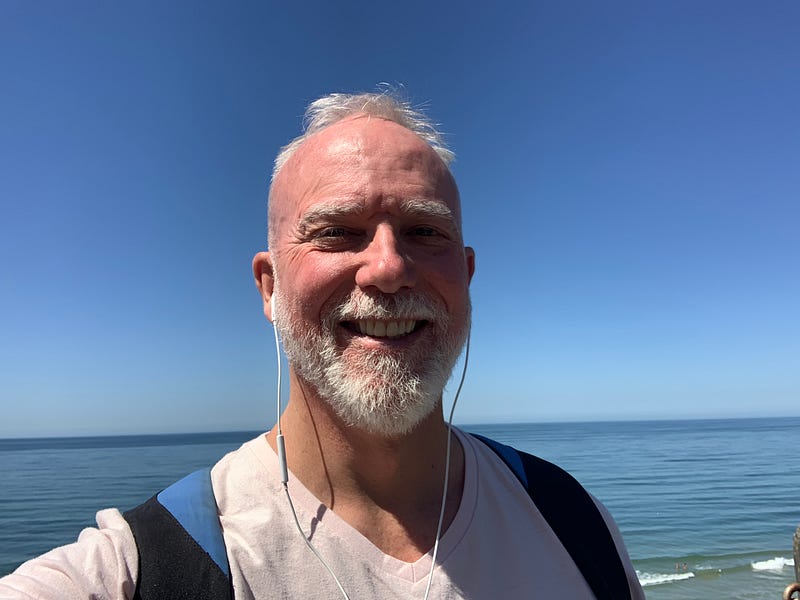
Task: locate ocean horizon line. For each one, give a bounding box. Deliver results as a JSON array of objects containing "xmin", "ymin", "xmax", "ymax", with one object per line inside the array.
[{"xmin": 4, "ymin": 414, "xmax": 800, "ymax": 445}]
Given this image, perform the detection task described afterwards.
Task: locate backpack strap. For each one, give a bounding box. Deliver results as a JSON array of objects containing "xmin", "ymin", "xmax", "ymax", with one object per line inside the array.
[
  {"xmin": 471, "ymin": 433, "xmax": 632, "ymax": 600},
  {"xmin": 123, "ymin": 468, "xmax": 233, "ymax": 600}
]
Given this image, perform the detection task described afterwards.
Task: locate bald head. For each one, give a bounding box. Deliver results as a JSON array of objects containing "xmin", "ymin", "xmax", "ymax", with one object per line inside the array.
[
  {"xmin": 272, "ymin": 92, "xmax": 454, "ymax": 180},
  {"xmin": 266, "ymin": 92, "xmax": 457, "ymax": 249},
  {"xmin": 268, "ymin": 114, "xmax": 461, "ymax": 254}
]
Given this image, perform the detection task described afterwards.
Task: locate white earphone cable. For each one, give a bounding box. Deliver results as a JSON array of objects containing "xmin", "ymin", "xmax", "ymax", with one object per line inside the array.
[
  {"xmin": 272, "ymin": 305, "xmax": 352, "ymax": 599},
  {"xmin": 422, "ymin": 332, "xmax": 470, "ymax": 600},
  {"xmin": 271, "ymin": 302, "xmax": 470, "ymax": 600}
]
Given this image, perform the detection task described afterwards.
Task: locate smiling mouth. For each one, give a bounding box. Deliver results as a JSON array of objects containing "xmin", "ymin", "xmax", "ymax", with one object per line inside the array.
[{"xmin": 341, "ymin": 319, "xmax": 427, "ymax": 339}]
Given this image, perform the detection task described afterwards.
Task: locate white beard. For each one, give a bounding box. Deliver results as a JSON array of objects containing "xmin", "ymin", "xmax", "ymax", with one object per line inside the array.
[{"xmin": 273, "ymin": 285, "xmax": 470, "ymax": 437}]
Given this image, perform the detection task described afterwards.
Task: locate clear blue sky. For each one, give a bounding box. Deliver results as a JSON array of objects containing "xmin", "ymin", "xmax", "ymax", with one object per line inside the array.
[{"xmin": 2, "ymin": 2, "xmax": 798, "ymax": 437}]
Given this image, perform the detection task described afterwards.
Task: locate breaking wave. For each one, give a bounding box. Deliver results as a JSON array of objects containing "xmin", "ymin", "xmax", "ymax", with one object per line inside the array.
[
  {"xmin": 637, "ymin": 571, "xmax": 695, "ymax": 587},
  {"xmin": 751, "ymin": 557, "xmax": 795, "ymax": 571},
  {"xmin": 634, "ymin": 551, "xmax": 797, "ymax": 589}
]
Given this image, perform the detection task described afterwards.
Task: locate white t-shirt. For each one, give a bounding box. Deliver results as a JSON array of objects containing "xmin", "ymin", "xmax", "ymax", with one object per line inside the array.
[{"xmin": 0, "ymin": 429, "xmax": 644, "ymax": 599}]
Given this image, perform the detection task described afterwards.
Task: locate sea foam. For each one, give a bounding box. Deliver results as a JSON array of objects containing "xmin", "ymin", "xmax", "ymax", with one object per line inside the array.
[
  {"xmin": 751, "ymin": 557, "xmax": 795, "ymax": 571},
  {"xmin": 637, "ymin": 571, "xmax": 695, "ymax": 587}
]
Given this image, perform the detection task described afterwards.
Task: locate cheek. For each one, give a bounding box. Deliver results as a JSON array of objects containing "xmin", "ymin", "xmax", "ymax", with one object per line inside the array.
[
  {"xmin": 280, "ymin": 255, "xmax": 354, "ymax": 319},
  {"xmin": 424, "ymin": 256, "xmax": 472, "ymax": 308}
]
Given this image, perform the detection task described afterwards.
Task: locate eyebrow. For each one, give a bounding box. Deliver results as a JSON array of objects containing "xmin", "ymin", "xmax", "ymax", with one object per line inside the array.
[
  {"xmin": 298, "ymin": 201, "xmax": 362, "ymax": 229},
  {"xmin": 400, "ymin": 199, "xmax": 456, "ymax": 222},
  {"xmin": 297, "ymin": 199, "xmax": 457, "ymax": 232}
]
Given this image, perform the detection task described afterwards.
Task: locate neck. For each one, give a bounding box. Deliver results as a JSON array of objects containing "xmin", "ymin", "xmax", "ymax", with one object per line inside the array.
[{"xmin": 266, "ymin": 374, "xmax": 464, "ymax": 561}]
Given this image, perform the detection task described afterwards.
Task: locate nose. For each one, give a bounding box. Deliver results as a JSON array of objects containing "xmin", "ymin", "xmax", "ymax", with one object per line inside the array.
[{"xmin": 354, "ymin": 225, "xmax": 416, "ymax": 293}]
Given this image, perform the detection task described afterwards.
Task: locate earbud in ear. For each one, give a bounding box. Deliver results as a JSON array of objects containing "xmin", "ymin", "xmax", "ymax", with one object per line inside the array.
[{"xmin": 270, "ymin": 294, "xmax": 277, "ymax": 321}]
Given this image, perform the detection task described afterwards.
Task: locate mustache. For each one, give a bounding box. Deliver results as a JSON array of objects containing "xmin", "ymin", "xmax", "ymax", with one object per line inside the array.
[{"xmin": 327, "ymin": 291, "xmax": 447, "ymax": 323}]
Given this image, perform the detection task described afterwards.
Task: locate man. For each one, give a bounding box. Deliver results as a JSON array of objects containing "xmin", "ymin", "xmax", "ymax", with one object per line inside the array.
[{"xmin": 0, "ymin": 92, "xmax": 644, "ymax": 598}]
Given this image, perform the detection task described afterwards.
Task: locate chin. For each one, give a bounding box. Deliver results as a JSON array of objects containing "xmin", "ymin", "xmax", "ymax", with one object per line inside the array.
[
  {"xmin": 319, "ymin": 371, "xmax": 443, "ymax": 438},
  {"xmin": 338, "ymin": 399, "xmax": 439, "ymax": 438}
]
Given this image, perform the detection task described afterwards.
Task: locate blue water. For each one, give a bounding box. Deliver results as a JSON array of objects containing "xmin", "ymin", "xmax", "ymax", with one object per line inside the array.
[{"xmin": 2, "ymin": 418, "xmax": 799, "ymax": 599}]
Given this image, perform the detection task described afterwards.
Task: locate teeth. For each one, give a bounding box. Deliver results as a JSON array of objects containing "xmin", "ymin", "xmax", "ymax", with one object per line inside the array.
[{"xmin": 355, "ymin": 320, "xmax": 418, "ymax": 338}]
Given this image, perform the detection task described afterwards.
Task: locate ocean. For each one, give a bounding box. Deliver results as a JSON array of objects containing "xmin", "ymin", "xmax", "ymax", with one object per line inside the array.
[{"xmin": 1, "ymin": 418, "xmax": 799, "ymax": 599}]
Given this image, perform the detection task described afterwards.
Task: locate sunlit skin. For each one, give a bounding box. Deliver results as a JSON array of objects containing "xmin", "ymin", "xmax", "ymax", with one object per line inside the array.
[{"xmin": 252, "ymin": 115, "xmax": 475, "ymax": 561}]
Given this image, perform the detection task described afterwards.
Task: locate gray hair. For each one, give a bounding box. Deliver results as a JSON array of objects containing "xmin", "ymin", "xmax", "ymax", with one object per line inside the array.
[
  {"xmin": 271, "ymin": 91, "xmax": 455, "ymax": 182},
  {"xmin": 267, "ymin": 91, "xmax": 455, "ymax": 246}
]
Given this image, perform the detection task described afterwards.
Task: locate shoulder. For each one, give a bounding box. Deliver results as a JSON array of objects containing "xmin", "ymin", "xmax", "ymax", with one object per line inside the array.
[
  {"xmin": 462, "ymin": 430, "xmax": 645, "ymax": 600},
  {"xmin": 0, "ymin": 508, "xmax": 138, "ymax": 599},
  {"xmin": 210, "ymin": 432, "xmax": 280, "ymax": 513}
]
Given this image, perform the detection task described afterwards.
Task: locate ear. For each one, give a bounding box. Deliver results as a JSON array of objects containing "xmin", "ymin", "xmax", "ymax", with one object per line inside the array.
[
  {"xmin": 465, "ymin": 246, "xmax": 476, "ymax": 284},
  {"xmin": 252, "ymin": 251, "xmax": 276, "ymax": 322}
]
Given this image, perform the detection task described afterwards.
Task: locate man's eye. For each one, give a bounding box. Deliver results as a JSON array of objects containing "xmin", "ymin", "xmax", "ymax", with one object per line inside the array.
[
  {"xmin": 410, "ymin": 226, "xmax": 441, "ymax": 237},
  {"xmin": 309, "ymin": 227, "xmax": 363, "ymax": 248},
  {"xmin": 316, "ymin": 227, "xmax": 349, "ymax": 238}
]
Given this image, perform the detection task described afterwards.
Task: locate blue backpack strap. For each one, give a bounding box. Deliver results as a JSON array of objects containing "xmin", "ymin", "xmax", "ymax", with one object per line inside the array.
[
  {"xmin": 123, "ymin": 468, "xmax": 233, "ymax": 600},
  {"xmin": 156, "ymin": 469, "xmax": 229, "ymax": 577},
  {"xmin": 471, "ymin": 433, "xmax": 632, "ymax": 600}
]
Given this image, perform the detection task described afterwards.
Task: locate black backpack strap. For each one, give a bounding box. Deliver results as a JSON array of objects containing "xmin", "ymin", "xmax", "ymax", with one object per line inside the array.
[
  {"xmin": 471, "ymin": 433, "xmax": 632, "ymax": 600},
  {"xmin": 123, "ymin": 468, "xmax": 233, "ymax": 600}
]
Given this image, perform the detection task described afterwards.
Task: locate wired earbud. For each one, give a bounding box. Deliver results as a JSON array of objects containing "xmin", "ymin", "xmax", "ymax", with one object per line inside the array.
[
  {"xmin": 270, "ymin": 289, "xmax": 349, "ymax": 597},
  {"xmin": 270, "ymin": 292, "xmax": 289, "ymax": 486}
]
